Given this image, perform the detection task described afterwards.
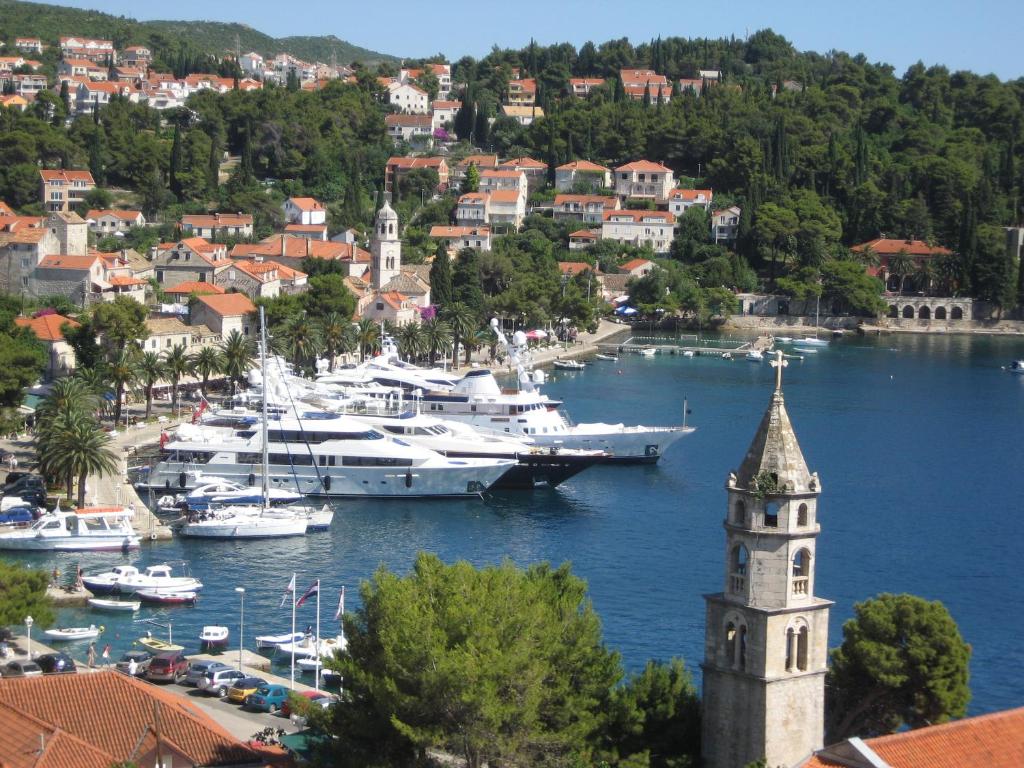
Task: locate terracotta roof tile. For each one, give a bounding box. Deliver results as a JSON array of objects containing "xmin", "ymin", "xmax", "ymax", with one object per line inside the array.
[
  {"xmin": 668, "ymin": 188, "xmax": 713, "ymax": 201},
  {"xmin": 604, "ymin": 210, "xmax": 674, "ymax": 224},
  {"xmin": 38, "ymin": 169, "xmax": 95, "ymax": 183},
  {"xmin": 14, "ymin": 314, "xmax": 79, "ymax": 342},
  {"xmin": 429, "ymin": 226, "xmax": 491, "ymax": 238},
  {"xmin": 621, "ymin": 258, "xmax": 655, "ymax": 271},
  {"xmin": 616, "ymin": 160, "xmax": 672, "ymax": 173},
  {"xmin": 37, "ymin": 254, "xmax": 99, "ymax": 270},
  {"xmin": 0, "ymin": 700, "xmax": 113, "ymax": 768},
  {"xmin": 555, "ymin": 194, "xmax": 618, "ymax": 208},
  {"xmin": 487, "ymin": 190, "xmax": 522, "ymax": 204},
  {"xmin": 180, "ymin": 213, "xmax": 253, "ymax": 227},
  {"xmin": 287, "ymin": 197, "xmax": 324, "ymax": 212},
  {"xmin": 107, "ymin": 276, "xmax": 146, "ymax": 286},
  {"xmin": 852, "ymin": 238, "xmax": 952, "ymax": 257},
  {"xmin": 558, "ymin": 261, "xmax": 595, "ymax": 274},
  {"xmin": 557, "ymin": 159, "xmax": 610, "ymax": 173},
  {"xmin": 195, "ymin": 292, "xmax": 256, "ymax": 317},
  {"xmin": 164, "ymin": 281, "xmax": 225, "ymax": 295},
  {"xmin": 87, "ymin": 209, "xmax": 143, "ymax": 221}
]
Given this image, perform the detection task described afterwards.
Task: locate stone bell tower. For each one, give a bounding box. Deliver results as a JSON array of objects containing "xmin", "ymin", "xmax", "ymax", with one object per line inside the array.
[
  {"xmin": 701, "ymin": 351, "xmax": 832, "ymax": 768},
  {"xmin": 371, "ymin": 197, "xmax": 401, "ymax": 290}
]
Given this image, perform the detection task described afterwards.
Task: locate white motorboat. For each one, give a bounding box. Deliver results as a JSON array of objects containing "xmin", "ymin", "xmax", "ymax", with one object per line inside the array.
[
  {"xmin": 639, "ymin": 348, "xmax": 657, "ymax": 357},
  {"xmin": 199, "ymin": 625, "xmax": 229, "ymax": 648},
  {"xmin": 552, "ymin": 359, "xmax": 585, "ymax": 370},
  {"xmin": 746, "ymin": 350, "xmax": 764, "ymax": 362},
  {"xmin": 682, "ymin": 350, "xmax": 694, "ymax": 358},
  {"xmin": 136, "ymin": 589, "xmax": 197, "ymax": 605},
  {"xmin": 722, "ymin": 352, "xmax": 733, "ymax": 360},
  {"xmin": 799, "ymin": 336, "xmax": 830, "ymax": 347},
  {"xmin": 83, "ymin": 563, "xmax": 203, "ymax": 595},
  {"xmin": 176, "ymin": 505, "xmax": 309, "ymax": 539},
  {"xmin": 793, "ymin": 347, "xmax": 818, "ymax": 355},
  {"xmin": 158, "ymin": 477, "xmax": 302, "ymax": 512},
  {"xmin": 775, "ymin": 336, "xmax": 793, "ymax": 343},
  {"xmin": 0, "ymin": 505, "xmax": 139, "ymax": 552},
  {"xmin": 256, "ymin": 631, "xmax": 305, "ymax": 650},
  {"xmin": 88, "ymin": 597, "xmax": 140, "ymax": 612},
  {"xmin": 44, "ymin": 625, "xmax": 101, "ymax": 641},
  {"xmin": 594, "ymin": 353, "xmax": 618, "ymax": 362},
  {"xmin": 1008, "ymin": 360, "xmax": 1024, "ymax": 373}
]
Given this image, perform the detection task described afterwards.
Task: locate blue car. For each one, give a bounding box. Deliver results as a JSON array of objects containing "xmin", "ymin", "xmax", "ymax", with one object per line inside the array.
[
  {"xmin": 0, "ymin": 507, "xmax": 35, "ymax": 525},
  {"xmin": 244, "ymin": 684, "xmax": 289, "ymax": 713}
]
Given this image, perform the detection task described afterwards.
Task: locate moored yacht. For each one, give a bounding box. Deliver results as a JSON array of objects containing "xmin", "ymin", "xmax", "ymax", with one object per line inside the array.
[
  {"xmin": 0, "ymin": 505, "xmax": 139, "ymax": 551},
  {"xmin": 83, "ymin": 563, "xmax": 204, "ymax": 595}
]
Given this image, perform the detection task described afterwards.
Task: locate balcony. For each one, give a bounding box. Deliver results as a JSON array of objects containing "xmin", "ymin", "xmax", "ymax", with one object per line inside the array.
[
  {"xmin": 730, "ymin": 574, "xmax": 745, "ymax": 594},
  {"xmin": 792, "ymin": 577, "xmax": 809, "ymax": 596}
]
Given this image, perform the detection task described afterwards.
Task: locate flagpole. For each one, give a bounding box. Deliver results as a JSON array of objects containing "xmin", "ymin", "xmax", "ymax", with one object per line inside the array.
[
  {"xmin": 290, "ymin": 571, "xmax": 296, "ymax": 690},
  {"xmin": 314, "ymin": 579, "xmax": 321, "ymax": 692}
]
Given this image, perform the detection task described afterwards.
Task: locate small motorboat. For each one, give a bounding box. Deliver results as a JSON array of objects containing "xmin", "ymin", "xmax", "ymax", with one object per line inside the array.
[
  {"xmin": 793, "ymin": 347, "xmax": 818, "ymax": 355},
  {"xmin": 1008, "ymin": 360, "xmax": 1024, "ymax": 374},
  {"xmin": 136, "ymin": 589, "xmax": 197, "ymax": 605},
  {"xmin": 721, "ymin": 352, "xmax": 733, "ymax": 360},
  {"xmin": 138, "ymin": 632, "xmax": 184, "ymax": 652},
  {"xmin": 799, "ymin": 336, "xmax": 830, "ymax": 347},
  {"xmin": 775, "ymin": 336, "xmax": 793, "ymax": 343},
  {"xmin": 594, "ymin": 353, "xmax": 618, "ymax": 362},
  {"xmin": 553, "ymin": 360, "xmax": 585, "ymax": 370},
  {"xmin": 639, "ymin": 348, "xmax": 657, "ymax": 357},
  {"xmin": 682, "ymin": 350, "xmax": 694, "ymax": 358},
  {"xmin": 88, "ymin": 597, "xmax": 140, "ymax": 612},
  {"xmin": 296, "ymin": 656, "xmax": 322, "ymax": 672},
  {"xmin": 44, "ymin": 625, "xmax": 102, "ymax": 642},
  {"xmin": 199, "ymin": 625, "xmax": 229, "ymax": 649},
  {"xmin": 745, "ymin": 350, "xmax": 764, "ymax": 362},
  {"xmin": 255, "ymin": 631, "xmax": 305, "ymax": 650}
]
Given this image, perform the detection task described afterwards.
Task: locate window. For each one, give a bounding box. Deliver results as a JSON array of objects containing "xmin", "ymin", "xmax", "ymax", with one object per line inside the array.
[
  {"xmin": 732, "ymin": 500, "xmax": 745, "ymax": 525},
  {"xmin": 797, "ymin": 627, "xmax": 809, "ymax": 671},
  {"xmin": 792, "ymin": 549, "xmax": 809, "ymax": 578},
  {"xmin": 725, "ymin": 622, "xmax": 736, "ymax": 665},
  {"xmin": 797, "ymin": 503, "xmax": 809, "ymax": 526},
  {"xmin": 738, "ymin": 625, "xmax": 748, "ymax": 670},
  {"xmin": 786, "ymin": 628, "xmax": 795, "ymax": 671},
  {"xmin": 764, "ymin": 501, "xmax": 779, "ymax": 527}
]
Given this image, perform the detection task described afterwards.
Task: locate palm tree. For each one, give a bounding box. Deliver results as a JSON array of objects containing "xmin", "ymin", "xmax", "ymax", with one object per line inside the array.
[
  {"xmin": 397, "ymin": 323, "xmax": 427, "ymax": 363},
  {"xmin": 474, "ymin": 326, "xmax": 500, "ymax": 363},
  {"xmin": 284, "ymin": 315, "xmax": 322, "ymax": 372},
  {"xmin": 35, "ymin": 380, "xmax": 101, "ymax": 499},
  {"xmin": 220, "ymin": 330, "xmax": 256, "ymax": 396},
  {"xmin": 137, "ymin": 351, "xmax": 166, "ymax": 420},
  {"xmin": 319, "ymin": 312, "xmax": 349, "ymax": 369},
  {"xmin": 854, "ymin": 245, "xmax": 880, "ymax": 269},
  {"xmin": 190, "ymin": 346, "xmax": 223, "ymax": 394},
  {"xmin": 162, "ymin": 344, "xmax": 191, "ymax": 415},
  {"xmin": 443, "ymin": 302, "xmax": 477, "ymax": 368},
  {"xmin": 935, "ymin": 253, "xmax": 963, "ymax": 296},
  {"xmin": 108, "ymin": 345, "xmax": 139, "ymax": 426},
  {"xmin": 887, "ymin": 250, "xmax": 915, "ymax": 295},
  {"xmin": 914, "ymin": 259, "xmax": 936, "ymax": 295},
  {"xmin": 356, "ymin": 319, "xmax": 380, "ymax": 362},
  {"xmin": 72, "ymin": 367, "xmax": 111, "ymax": 416},
  {"xmin": 45, "ymin": 418, "xmax": 119, "ymax": 507},
  {"xmin": 421, "ymin": 318, "xmax": 452, "ymax": 367}
]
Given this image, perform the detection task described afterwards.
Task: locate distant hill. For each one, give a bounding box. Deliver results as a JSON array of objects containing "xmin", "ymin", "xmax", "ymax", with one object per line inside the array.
[{"xmin": 0, "ymin": 0, "xmax": 398, "ymax": 65}]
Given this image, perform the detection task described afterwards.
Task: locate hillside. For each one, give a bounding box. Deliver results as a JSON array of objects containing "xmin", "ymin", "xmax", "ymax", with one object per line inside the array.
[{"xmin": 0, "ymin": 0, "xmax": 398, "ymax": 64}]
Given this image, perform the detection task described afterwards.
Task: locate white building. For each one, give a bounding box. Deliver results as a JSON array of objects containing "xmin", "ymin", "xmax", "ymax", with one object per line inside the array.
[
  {"xmin": 429, "ymin": 225, "xmax": 492, "ymax": 253},
  {"xmin": 614, "ymin": 161, "xmax": 675, "ymax": 204},
  {"xmin": 552, "ymin": 195, "xmax": 620, "ymax": 224},
  {"xmin": 282, "ymin": 197, "xmax": 326, "ymax": 226},
  {"xmin": 668, "ymin": 188, "xmax": 714, "ymax": 217},
  {"xmin": 555, "ymin": 160, "xmax": 613, "ymax": 192},
  {"xmin": 239, "ymin": 52, "xmax": 266, "ymax": 78},
  {"xmin": 478, "ymin": 170, "xmax": 527, "ymax": 199},
  {"xmin": 431, "ymin": 100, "xmax": 461, "ymax": 132},
  {"xmin": 385, "ymin": 113, "xmax": 433, "ymax": 143},
  {"xmin": 601, "ymin": 210, "xmax": 675, "ymax": 254},
  {"xmin": 388, "ymin": 82, "xmax": 429, "ymax": 114},
  {"xmin": 712, "ymin": 206, "xmax": 742, "ymax": 243}
]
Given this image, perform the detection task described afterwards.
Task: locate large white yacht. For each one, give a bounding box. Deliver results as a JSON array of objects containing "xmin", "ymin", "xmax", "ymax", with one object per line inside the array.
[
  {"xmin": 146, "ymin": 412, "xmax": 517, "ymax": 497},
  {"xmin": 412, "ymin": 370, "xmax": 692, "ymax": 463}
]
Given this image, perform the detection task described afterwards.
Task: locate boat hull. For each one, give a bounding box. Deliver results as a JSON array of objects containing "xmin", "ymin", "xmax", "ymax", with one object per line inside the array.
[
  {"xmin": 88, "ymin": 599, "xmax": 140, "ymax": 611},
  {"xmin": 0, "ymin": 535, "xmax": 139, "ymax": 552},
  {"xmin": 524, "ymin": 426, "xmax": 691, "ymax": 463}
]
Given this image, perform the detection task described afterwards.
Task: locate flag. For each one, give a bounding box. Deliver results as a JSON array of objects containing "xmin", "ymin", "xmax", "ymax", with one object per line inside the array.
[
  {"xmin": 191, "ymin": 399, "xmax": 208, "ymax": 424},
  {"xmin": 280, "ymin": 573, "xmax": 296, "ymax": 608},
  {"xmin": 296, "ymin": 579, "xmax": 319, "ymax": 608},
  {"xmin": 334, "ymin": 586, "xmax": 345, "ymax": 621}
]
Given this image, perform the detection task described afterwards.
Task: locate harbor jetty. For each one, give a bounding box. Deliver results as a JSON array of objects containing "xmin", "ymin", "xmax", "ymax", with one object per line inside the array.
[{"xmin": 602, "ymin": 334, "xmax": 775, "ymax": 357}]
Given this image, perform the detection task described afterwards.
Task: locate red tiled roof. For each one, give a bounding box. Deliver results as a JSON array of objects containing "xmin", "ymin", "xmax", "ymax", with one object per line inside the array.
[
  {"xmin": 0, "ymin": 700, "xmax": 113, "ymax": 768},
  {"xmin": 231, "ymin": 235, "xmax": 368, "ymax": 262},
  {"xmin": 0, "ymin": 671, "xmax": 258, "ymax": 767},
  {"xmin": 284, "ymin": 224, "xmax": 327, "ymax": 233},
  {"xmin": 194, "ymin": 292, "xmax": 256, "ymax": 317},
  {"xmin": 668, "ymin": 188, "xmax": 713, "ymax": 201},
  {"xmin": 39, "ymin": 169, "xmax": 95, "ymax": 184},
  {"xmin": 164, "ymin": 281, "xmax": 225, "ymax": 295},
  {"xmin": 852, "ymin": 238, "xmax": 952, "ymax": 257},
  {"xmin": 181, "ymin": 213, "xmax": 253, "ymax": 227},
  {"xmin": 499, "ymin": 156, "xmax": 547, "ymax": 170},
  {"xmin": 558, "ymin": 261, "xmax": 595, "ymax": 274},
  {"xmin": 554, "ymin": 194, "xmax": 618, "ymax": 208},
  {"xmin": 803, "ymin": 707, "xmax": 1024, "ymax": 768},
  {"xmin": 87, "ymin": 209, "xmax": 142, "ymax": 221},
  {"xmin": 386, "ymin": 113, "xmax": 432, "ymax": 126},
  {"xmin": 14, "ymin": 314, "xmax": 79, "ymax": 342},
  {"xmin": 488, "ymin": 190, "xmax": 522, "ymax": 204},
  {"xmin": 387, "ymin": 156, "xmax": 447, "ymax": 170},
  {"xmin": 107, "ymin": 276, "xmax": 146, "ymax": 286},
  {"xmin": 480, "ymin": 169, "xmax": 524, "ymax": 179},
  {"xmin": 568, "ymin": 229, "xmax": 599, "ymax": 240},
  {"xmin": 432, "ymin": 100, "xmax": 462, "ymax": 109},
  {"xmin": 0, "ymin": 201, "xmax": 14, "ymax": 215},
  {"xmin": 263, "ymin": 260, "xmax": 306, "ymax": 280},
  {"xmin": 557, "ymin": 159, "xmax": 610, "ymax": 173},
  {"xmin": 621, "ymin": 258, "xmax": 655, "ymax": 271},
  {"xmin": 37, "ymin": 254, "xmax": 99, "ymax": 270},
  {"xmin": 287, "ymin": 197, "xmax": 324, "ymax": 212},
  {"xmin": 456, "ymin": 154, "xmax": 499, "ymax": 169},
  {"xmin": 616, "ymin": 160, "xmax": 672, "ymax": 173},
  {"xmin": 430, "ymin": 225, "xmax": 491, "ymax": 238},
  {"xmin": 604, "ymin": 210, "xmax": 674, "ymax": 223}
]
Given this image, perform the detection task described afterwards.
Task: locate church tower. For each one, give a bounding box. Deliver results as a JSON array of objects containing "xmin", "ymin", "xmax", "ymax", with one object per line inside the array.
[
  {"xmin": 371, "ymin": 198, "xmax": 401, "ymax": 290},
  {"xmin": 702, "ymin": 351, "xmax": 831, "ymax": 768}
]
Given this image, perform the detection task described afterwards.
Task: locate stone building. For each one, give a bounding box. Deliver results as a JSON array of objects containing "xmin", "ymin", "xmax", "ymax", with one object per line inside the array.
[{"xmin": 702, "ymin": 352, "xmax": 831, "ymax": 768}]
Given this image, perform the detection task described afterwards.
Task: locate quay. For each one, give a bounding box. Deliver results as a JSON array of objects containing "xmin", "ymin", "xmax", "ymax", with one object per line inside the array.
[{"xmin": 600, "ymin": 334, "xmax": 775, "ymax": 357}]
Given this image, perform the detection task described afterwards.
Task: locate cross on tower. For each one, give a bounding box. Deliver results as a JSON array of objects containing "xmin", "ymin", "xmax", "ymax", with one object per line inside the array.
[{"xmin": 769, "ymin": 348, "xmax": 788, "ymax": 391}]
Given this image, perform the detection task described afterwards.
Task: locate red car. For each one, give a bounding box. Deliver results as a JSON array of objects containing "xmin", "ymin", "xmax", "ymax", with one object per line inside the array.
[
  {"xmin": 145, "ymin": 651, "xmax": 189, "ymax": 683},
  {"xmin": 281, "ymin": 689, "xmax": 333, "ymax": 717}
]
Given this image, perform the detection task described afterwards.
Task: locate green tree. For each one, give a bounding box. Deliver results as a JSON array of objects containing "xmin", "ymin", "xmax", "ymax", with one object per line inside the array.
[
  {"xmin": 318, "ymin": 312, "xmax": 354, "ymax": 369},
  {"xmin": 189, "ymin": 345, "xmax": 223, "ymax": 393},
  {"xmin": 396, "ymin": 322, "xmax": 426, "ymax": 362},
  {"xmin": 283, "ymin": 314, "xmax": 322, "ymax": 371},
  {"xmin": 429, "ymin": 242, "xmax": 454, "ymax": 307},
  {"xmin": 35, "ymin": 378, "xmax": 101, "ymax": 500},
  {"xmin": 303, "ymin": 274, "xmax": 357, "ymax": 320},
  {"xmin": 443, "ymin": 302, "xmax": 477, "ymax": 367},
  {"xmin": 219, "ymin": 330, "xmax": 255, "ymax": 396},
  {"xmin": 820, "ymin": 260, "xmax": 887, "ymax": 316},
  {"xmin": 90, "ymin": 297, "xmax": 149, "ymax": 358},
  {"xmin": 137, "ymin": 351, "xmax": 165, "ymax": 420},
  {"xmin": 356, "ymin": 318, "xmax": 380, "ymax": 362},
  {"xmin": 107, "ymin": 344, "xmax": 139, "ymax": 426},
  {"xmin": 827, "ymin": 593, "xmax": 971, "ymax": 742},
  {"xmin": 463, "ymin": 162, "xmax": 480, "ymax": 193},
  {"xmin": 752, "ymin": 203, "xmax": 798, "ymax": 283},
  {"xmin": 421, "ymin": 318, "xmax": 452, "ymax": 366},
  {"xmin": 0, "ymin": 326, "xmax": 46, "ymax": 409},
  {"xmin": 321, "ymin": 553, "xmax": 621, "ymax": 768},
  {"xmin": 887, "ymin": 250, "xmax": 915, "ymax": 295},
  {"xmin": 161, "ymin": 344, "xmax": 190, "ymax": 414},
  {"xmin": 0, "ymin": 560, "xmax": 54, "ymax": 629}
]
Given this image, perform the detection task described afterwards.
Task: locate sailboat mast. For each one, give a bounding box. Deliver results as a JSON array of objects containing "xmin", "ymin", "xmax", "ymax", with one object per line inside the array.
[
  {"xmin": 259, "ymin": 307, "xmax": 269, "ymax": 512},
  {"xmin": 314, "ymin": 579, "xmax": 321, "ymax": 693}
]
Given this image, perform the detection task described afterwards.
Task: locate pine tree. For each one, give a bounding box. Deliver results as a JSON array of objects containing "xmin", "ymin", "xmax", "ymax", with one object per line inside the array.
[
  {"xmin": 454, "ymin": 98, "xmax": 475, "ymax": 142},
  {"xmin": 169, "ymin": 123, "xmax": 182, "ymax": 198},
  {"xmin": 207, "ymin": 128, "xmax": 221, "ymax": 191},
  {"xmin": 473, "ymin": 105, "xmax": 489, "ymax": 150}
]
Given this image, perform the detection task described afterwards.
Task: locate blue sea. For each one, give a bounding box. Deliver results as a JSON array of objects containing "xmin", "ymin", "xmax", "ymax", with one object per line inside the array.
[{"xmin": 10, "ymin": 331, "xmax": 1024, "ymax": 715}]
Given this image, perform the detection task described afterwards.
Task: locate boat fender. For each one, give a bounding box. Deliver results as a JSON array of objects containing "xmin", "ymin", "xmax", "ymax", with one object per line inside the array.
[
  {"xmin": 164, "ymin": 480, "xmax": 170, "ymax": 490},
  {"xmin": 405, "ymin": 471, "xmax": 412, "ymax": 488},
  {"xmin": 150, "ymin": 532, "xmax": 157, "ymax": 541},
  {"xmin": 178, "ymin": 472, "xmax": 186, "ymax": 488},
  {"xmin": 248, "ymin": 473, "xmax": 255, "ymax": 487},
  {"xmin": 323, "ymin": 475, "xmax": 331, "ymax": 491}
]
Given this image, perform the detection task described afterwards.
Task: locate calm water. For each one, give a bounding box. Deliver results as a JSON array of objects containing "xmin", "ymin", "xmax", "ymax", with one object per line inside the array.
[{"xmin": 13, "ymin": 332, "xmax": 1024, "ymax": 714}]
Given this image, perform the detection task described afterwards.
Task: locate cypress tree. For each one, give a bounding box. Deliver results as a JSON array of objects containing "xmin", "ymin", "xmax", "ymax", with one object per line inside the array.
[
  {"xmin": 169, "ymin": 123, "xmax": 182, "ymax": 198},
  {"xmin": 207, "ymin": 129, "xmax": 221, "ymax": 191},
  {"xmin": 430, "ymin": 241, "xmax": 453, "ymax": 308},
  {"xmin": 473, "ymin": 105, "xmax": 489, "ymax": 150}
]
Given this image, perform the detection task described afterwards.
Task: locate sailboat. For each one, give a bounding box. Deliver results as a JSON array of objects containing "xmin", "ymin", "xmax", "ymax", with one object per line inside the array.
[
  {"xmin": 800, "ymin": 294, "xmax": 830, "ymax": 347},
  {"xmin": 177, "ymin": 308, "xmax": 309, "ymax": 539}
]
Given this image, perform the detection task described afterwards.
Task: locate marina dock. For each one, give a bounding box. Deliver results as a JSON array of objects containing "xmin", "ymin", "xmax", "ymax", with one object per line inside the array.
[{"xmin": 599, "ymin": 334, "xmax": 775, "ymax": 357}]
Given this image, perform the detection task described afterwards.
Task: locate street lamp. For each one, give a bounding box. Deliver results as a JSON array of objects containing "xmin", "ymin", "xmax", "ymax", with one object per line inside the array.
[
  {"xmin": 24, "ymin": 616, "xmax": 33, "ymax": 658},
  {"xmin": 234, "ymin": 587, "xmax": 245, "ymax": 672}
]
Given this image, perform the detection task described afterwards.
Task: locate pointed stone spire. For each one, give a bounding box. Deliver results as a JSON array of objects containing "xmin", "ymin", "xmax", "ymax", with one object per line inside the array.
[{"xmin": 734, "ymin": 357, "xmax": 814, "ymax": 494}]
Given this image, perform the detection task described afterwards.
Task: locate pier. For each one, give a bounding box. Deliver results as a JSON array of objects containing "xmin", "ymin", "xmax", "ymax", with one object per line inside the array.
[{"xmin": 599, "ymin": 334, "xmax": 776, "ymax": 357}]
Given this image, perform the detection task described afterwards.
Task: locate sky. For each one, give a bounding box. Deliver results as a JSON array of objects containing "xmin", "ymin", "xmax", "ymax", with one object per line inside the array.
[{"xmin": 43, "ymin": 0, "xmax": 1024, "ymax": 80}]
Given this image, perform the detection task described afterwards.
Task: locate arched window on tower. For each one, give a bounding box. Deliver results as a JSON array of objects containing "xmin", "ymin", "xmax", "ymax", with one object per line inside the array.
[
  {"xmin": 785, "ymin": 628, "xmax": 795, "ymax": 671},
  {"xmin": 792, "ymin": 549, "xmax": 810, "ymax": 595},
  {"xmin": 725, "ymin": 622, "xmax": 736, "ymax": 666},
  {"xmin": 764, "ymin": 501, "xmax": 779, "ymax": 527},
  {"xmin": 797, "ymin": 503, "xmax": 809, "ymax": 527},
  {"xmin": 733, "ymin": 499, "xmax": 745, "ymax": 525},
  {"xmin": 389, "ymin": 223, "xmax": 394, "ymax": 235},
  {"xmin": 797, "ymin": 626, "xmax": 809, "ymax": 671},
  {"xmin": 738, "ymin": 625, "xmax": 748, "ymax": 670},
  {"xmin": 730, "ymin": 544, "xmax": 748, "ymax": 593}
]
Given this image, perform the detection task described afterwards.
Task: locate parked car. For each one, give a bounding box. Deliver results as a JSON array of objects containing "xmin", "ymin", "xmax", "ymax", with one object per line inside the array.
[
  {"xmin": 36, "ymin": 652, "xmax": 76, "ymax": 674},
  {"xmin": 145, "ymin": 651, "xmax": 188, "ymax": 683},
  {"xmin": 185, "ymin": 659, "xmax": 230, "ymax": 687},
  {"xmin": 0, "ymin": 507, "xmax": 35, "ymax": 525},
  {"xmin": 1, "ymin": 660, "xmax": 43, "ymax": 678},
  {"xmin": 281, "ymin": 689, "xmax": 334, "ymax": 717},
  {"xmin": 2, "ymin": 471, "xmax": 29, "ymax": 485},
  {"xmin": 114, "ymin": 650, "xmax": 153, "ymax": 676},
  {"xmin": 198, "ymin": 667, "xmax": 246, "ymax": 698},
  {"xmin": 244, "ymin": 684, "xmax": 289, "ymax": 713},
  {"xmin": 227, "ymin": 676, "xmax": 267, "ymax": 704}
]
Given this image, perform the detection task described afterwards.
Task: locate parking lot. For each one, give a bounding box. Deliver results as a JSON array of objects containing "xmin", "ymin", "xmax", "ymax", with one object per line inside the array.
[{"xmin": 155, "ymin": 679, "xmax": 310, "ymax": 741}]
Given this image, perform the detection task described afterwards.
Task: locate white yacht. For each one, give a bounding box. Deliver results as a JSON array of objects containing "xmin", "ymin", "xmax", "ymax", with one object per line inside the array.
[
  {"xmin": 0, "ymin": 505, "xmax": 139, "ymax": 551},
  {"xmin": 83, "ymin": 563, "xmax": 204, "ymax": 595},
  {"xmin": 317, "ymin": 355, "xmax": 460, "ymax": 394},
  {"xmin": 411, "ymin": 370, "xmax": 691, "ymax": 464},
  {"xmin": 157, "ymin": 477, "xmax": 302, "ymax": 513},
  {"xmin": 147, "ymin": 412, "xmax": 516, "ymax": 497}
]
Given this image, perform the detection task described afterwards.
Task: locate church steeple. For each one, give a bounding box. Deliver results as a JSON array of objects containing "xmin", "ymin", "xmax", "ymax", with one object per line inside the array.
[
  {"xmin": 371, "ymin": 196, "xmax": 401, "ymax": 290},
  {"xmin": 701, "ymin": 350, "xmax": 832, "ymax": 768}
]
